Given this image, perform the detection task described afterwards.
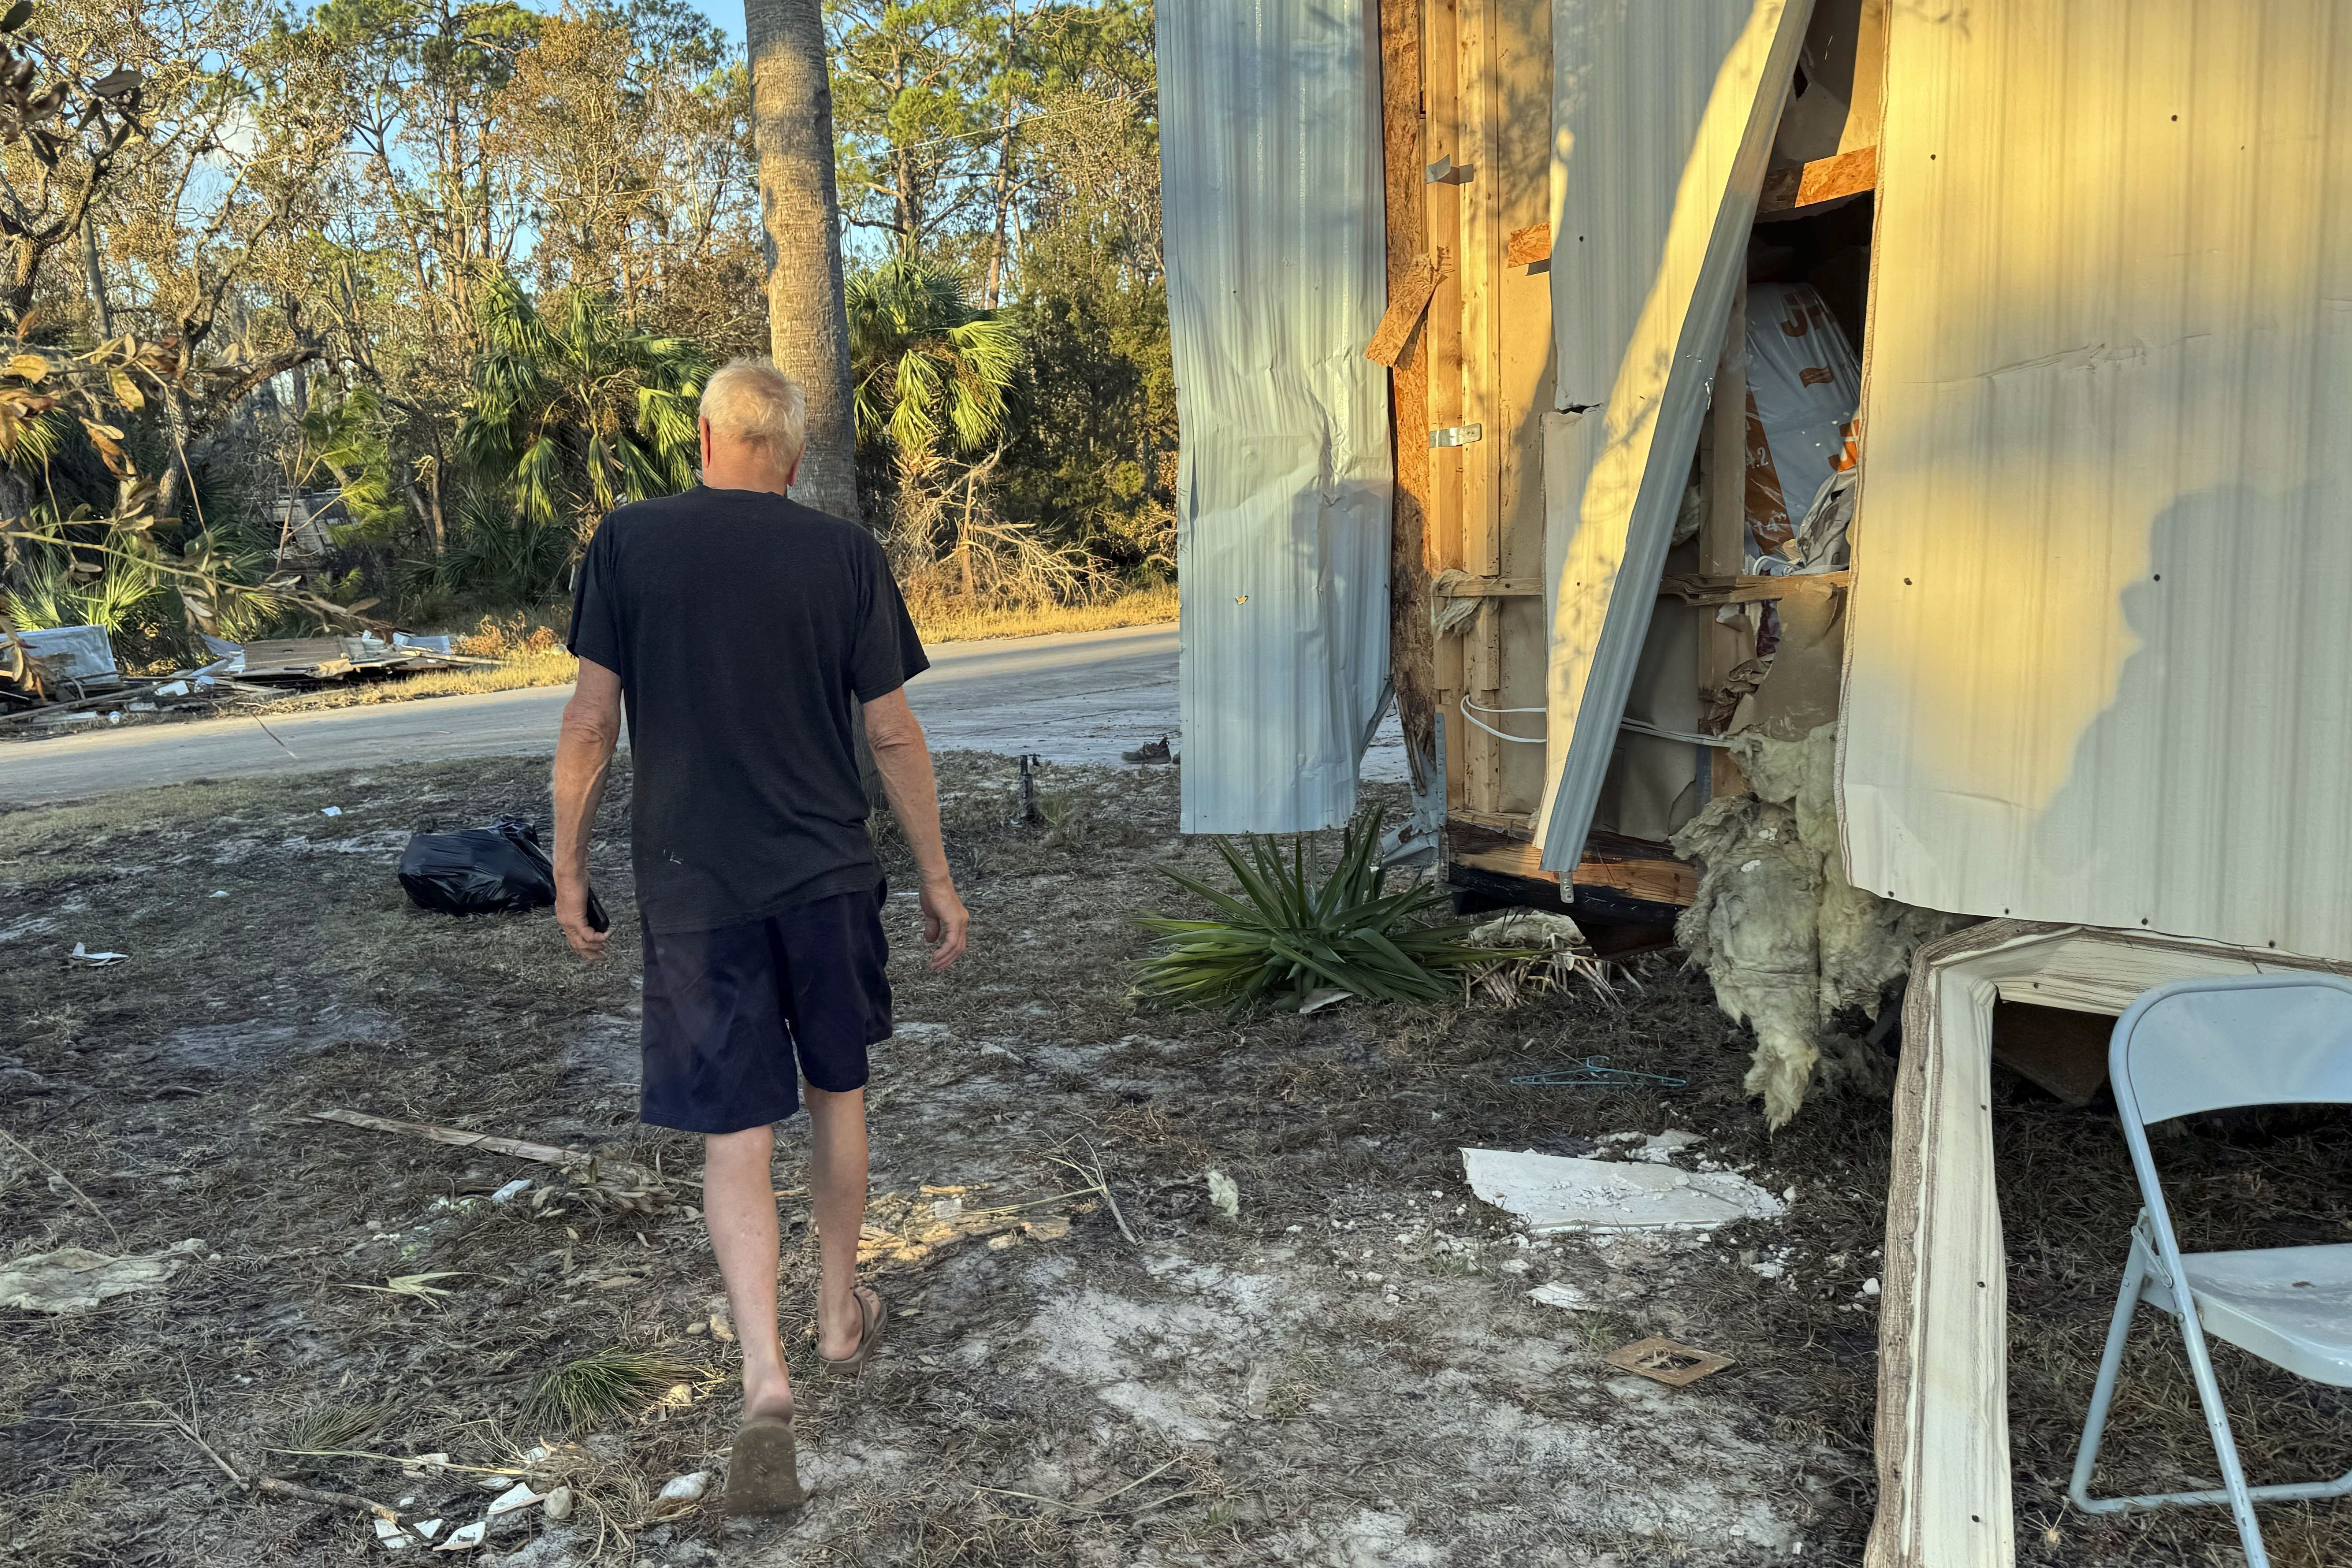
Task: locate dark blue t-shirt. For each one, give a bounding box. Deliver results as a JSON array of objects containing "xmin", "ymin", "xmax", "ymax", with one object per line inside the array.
[{"xmin": 567, "ymin": 486, "xmax": 928, "ymax": 934}]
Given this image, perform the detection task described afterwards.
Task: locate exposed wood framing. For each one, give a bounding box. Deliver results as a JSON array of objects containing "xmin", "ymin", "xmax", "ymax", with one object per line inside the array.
[
  {"xmin": 1434, "ymin": 575, "xmax": 1542, "ymax": 597},
  {"xmin": 1872, "ymin": 922, "xmax": 2352, "ymax": 1568},
  {"xmin": 1423, "ymin": 0, "xmax": 1469, "ymax": 814},
  {"xmin": 1446, "ymin": 821, "xmax": 1696, "ymax": 914},
  {"xmin": 1701, "ymin": 276, "xmax": 1751, "ymax": 798},
  {"xmin": 1757, "ymin": 144, "xmax": 1878, "ymax": 217},
  {"xmin": 1457, "ymin": 0, "xmax": 1504, "ymax": 816},
  {"xmin": 1659, "ymin": 570, "xmax": 1854, "ymax": 605},
  {"xmin": 1377, "ymin": 0, "xmax": 1439, "ymax": 789}
]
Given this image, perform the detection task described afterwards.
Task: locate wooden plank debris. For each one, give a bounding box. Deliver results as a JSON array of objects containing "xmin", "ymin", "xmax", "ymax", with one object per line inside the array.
[
  {"xmin": 1364, "ymin": 254, "xmax": 1441, "ymax": 368},
  {"xmin": 1503, "ymin": 221, "xmax": 1551, "ymax": 268}
]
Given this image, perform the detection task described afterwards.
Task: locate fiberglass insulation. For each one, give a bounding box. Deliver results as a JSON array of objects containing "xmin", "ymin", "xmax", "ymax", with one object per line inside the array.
[{"xmin": 1670, "ymin": 723, "xmax": 1959, "ymax": 1127}]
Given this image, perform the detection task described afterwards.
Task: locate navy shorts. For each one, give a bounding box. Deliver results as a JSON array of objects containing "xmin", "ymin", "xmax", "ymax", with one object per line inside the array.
[{"xmin": 639, "ymin": 886, "xmax": 893, "ymax": 1134}]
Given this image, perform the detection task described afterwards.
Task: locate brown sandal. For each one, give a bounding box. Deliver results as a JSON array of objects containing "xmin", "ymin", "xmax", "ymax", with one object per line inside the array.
[
  {"xmin": 723, "ymin": 1412, "xmax": 807, "ymax": 1515},
  {"xmin": 816, "ymin": 1285, "xmax": 886, "ymax": 1378}
]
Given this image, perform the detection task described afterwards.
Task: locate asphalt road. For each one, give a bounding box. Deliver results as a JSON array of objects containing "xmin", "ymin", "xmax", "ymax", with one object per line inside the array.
[{"xmin": 3, "ymin": 622, "xmax": 1184, "ymax": 807}]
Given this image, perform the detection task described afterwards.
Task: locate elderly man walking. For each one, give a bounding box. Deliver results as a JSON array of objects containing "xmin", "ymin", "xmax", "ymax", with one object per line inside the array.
[{"xmin": 550, "ymin": 359, "xmax": 968, "ymax": 1514}]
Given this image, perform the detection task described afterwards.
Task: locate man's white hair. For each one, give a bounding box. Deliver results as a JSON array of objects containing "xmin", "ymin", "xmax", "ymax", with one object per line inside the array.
[{"xmin": 700, "ymin": 359, "xmax": 809, "ymax": 471}]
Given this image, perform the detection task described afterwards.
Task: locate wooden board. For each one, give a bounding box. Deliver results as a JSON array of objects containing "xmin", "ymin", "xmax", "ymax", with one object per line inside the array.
[
  {"xmin": 1364, "ymin": 254, "xmax": 1440, "ymax": 368},
  {"xmin": 1446, "ymin": 820, "xmax": 1697, "ymax": 913},
  {"xmin": 1659, "ymin": 570, "xmax": 1852, "ymax": 605},
  {"xmin": 1756, "ymin": 144, "xmax": 1878, "ymax": 216},
  {"xmin": 1504, "ymin": 221, "xmax": 1550, "ymax": 268}
]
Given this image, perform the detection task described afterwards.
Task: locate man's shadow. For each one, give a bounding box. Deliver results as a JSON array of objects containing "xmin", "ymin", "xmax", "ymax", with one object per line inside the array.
[{"xmin": 2033, "ymin": 481, "xmax": 2346, "ymax": 948}]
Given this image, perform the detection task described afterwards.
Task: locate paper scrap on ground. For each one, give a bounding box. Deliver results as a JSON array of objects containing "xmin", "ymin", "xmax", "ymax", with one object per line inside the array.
[
  {"xmin": 1461, "ymin": 1148, "xmax": 1785, "ymax": 1233},
  {"xmin": 0, "ymin": 1239, "xmax": 205, "ymax": 1313}
]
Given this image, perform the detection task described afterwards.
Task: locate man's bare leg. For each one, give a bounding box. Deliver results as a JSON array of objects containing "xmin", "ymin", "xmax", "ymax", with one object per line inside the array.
[
  {"xmin": 704, "ymin": 1125, "xmax": 794, "ymax": 1421},
  {"xmin": 805, "ymin": 1085, "xmax": 871, "ymax": 1361}
]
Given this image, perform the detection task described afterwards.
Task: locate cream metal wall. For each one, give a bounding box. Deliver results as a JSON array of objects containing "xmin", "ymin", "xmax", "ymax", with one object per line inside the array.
[
  {"xmin": 1838, "ymin": 0, "xmax": 2352, "ymax": 963},
  {"xmin": 1533, "ymin": 0, "xmax": 1813, "ymax": 869},
  {"xmin": 1159, "ymin": 0, "xmax": 1394, "ymax": 834}
]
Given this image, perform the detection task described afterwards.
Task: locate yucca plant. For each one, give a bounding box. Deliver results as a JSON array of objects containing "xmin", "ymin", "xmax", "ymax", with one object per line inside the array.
[{"xmin": 1133, "ymin": 815, "xmax": 1504, "ymax": 1009}]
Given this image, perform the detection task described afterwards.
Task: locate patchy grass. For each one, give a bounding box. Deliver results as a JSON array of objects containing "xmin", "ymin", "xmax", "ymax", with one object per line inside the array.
[
  {"xmin": 0, "ymin": 753, "xmax": 2344, "ymax": 1566},
  {"xmin": 905, "ymin": 582, "xmax": 1176, "ymax": 645}
]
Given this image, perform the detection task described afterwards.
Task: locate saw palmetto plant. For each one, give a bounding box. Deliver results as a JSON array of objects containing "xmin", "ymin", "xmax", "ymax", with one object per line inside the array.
[{"xmin": 1132, "ymin": 814, "xmax": 1508, "ymax": 1009}]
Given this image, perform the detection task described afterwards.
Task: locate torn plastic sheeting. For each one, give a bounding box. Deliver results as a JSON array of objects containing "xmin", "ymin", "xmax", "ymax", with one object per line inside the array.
[
  {"xmin": 1159, "ymin": 0, "xmax": 1392, "ymax": 835},
  {"xmin": 1534, "ymin": 0, "xmax": 1813, "ymax": 874},
  {"xmin": 1740, "ymin": 281, "xmax": 1859, "ymax": 567},
  {"xmin": 1461, "ymin": 1148, "xmax": 1784, "ymax": 1234},
  {"xmin": 0, "ymin": 1238, "xmax": 206, "ymax": 1313}
]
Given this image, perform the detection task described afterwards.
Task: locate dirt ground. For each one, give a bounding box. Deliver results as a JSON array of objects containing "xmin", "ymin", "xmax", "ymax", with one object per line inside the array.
[{"xmin": 2, "ymin": 753, "xmax": 2347, "ymax": 1567}]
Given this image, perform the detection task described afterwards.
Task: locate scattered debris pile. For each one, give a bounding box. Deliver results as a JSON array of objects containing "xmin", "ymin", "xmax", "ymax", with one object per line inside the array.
[
  {"xmin": 1670, "ymin": 722, "xmax": 1962, "ymax": 1129},
  {"xmin": 0, "ymin": 626, "xmax": 490, "ymax": 728}
]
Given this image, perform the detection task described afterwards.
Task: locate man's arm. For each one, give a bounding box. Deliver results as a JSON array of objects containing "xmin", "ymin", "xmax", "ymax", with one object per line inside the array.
[
  {"xmin": 553, "ymin": 658, "xmax": 624, "ymax": 960},
  {"xmin": 862, "ymin": 686, "xmax": 968, "ymax": 971}
]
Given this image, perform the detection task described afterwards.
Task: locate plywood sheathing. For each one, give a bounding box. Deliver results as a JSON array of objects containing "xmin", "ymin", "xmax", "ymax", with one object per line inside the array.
[{"xmin": 1869, "ymin": 921, "xmax": 2352, "ymax": 1568}]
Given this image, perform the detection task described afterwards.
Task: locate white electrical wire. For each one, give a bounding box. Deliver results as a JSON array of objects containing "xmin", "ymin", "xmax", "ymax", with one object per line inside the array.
[
  {"xmin": 1620, "ymin": 716, "xmax": 1737, "ymax": 749},
  {"xmin": 1457, "ymin": 697, "xmax": 1736, "ymax": 749},
  {"xmin": 1457, "ymin": 695, "xmax": 1547, "ymax": 743}
]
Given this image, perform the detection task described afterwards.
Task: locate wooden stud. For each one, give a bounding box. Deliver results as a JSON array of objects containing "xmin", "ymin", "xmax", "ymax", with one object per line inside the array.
[
  {"xmin": 1702, "ymin": 274, "xmax": 1751, "ymax": 798},
  {"xmin": 1376, "ymin": 0, "xmax": 1440, "ymax": 797}
]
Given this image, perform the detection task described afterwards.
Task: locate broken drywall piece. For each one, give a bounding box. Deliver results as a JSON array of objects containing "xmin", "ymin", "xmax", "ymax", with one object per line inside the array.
[
  {"xmin": 1461, "ymin": 1148, "xmax": 1785, "ymax": 1234},
  {"xmin": 1528, "ymin": 1279, "xmax": 1598, "ymax": 1313},
  {"xmin": 0, "ymin": 1239, "xmax": 206, "ymax": 1313},
  {"xmin": 1672, "ymin": 723, "xmax": 1961, "ymax": 1128}
]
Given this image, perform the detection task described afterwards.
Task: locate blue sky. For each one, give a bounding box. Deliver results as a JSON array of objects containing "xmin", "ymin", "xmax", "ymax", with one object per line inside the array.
[{"xmin": 517, "ymin": 0, "xmax": 747, "ymax": 49}]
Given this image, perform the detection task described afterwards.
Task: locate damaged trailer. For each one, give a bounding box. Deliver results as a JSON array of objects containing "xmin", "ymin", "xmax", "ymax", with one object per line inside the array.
[{"xmin": 1159, "ymin": 0, "xmax": 2352, "ymax": 1563}]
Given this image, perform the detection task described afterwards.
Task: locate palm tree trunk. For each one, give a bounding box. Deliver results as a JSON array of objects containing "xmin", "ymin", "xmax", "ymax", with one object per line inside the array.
[{"xmin": 745, "ymin": 0, "xmax": 861, "ymax": 526}]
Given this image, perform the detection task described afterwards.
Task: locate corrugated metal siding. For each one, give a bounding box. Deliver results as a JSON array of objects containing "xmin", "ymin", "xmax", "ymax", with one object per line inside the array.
[
  {"xmin": 1839, "ymin": 0, "xmax": 2352, "ymax": 962},
  {"xmin": 1534, "ymin": 0, "xmax": 1812, "ymax": 868},
  {"xmin": 1159, "ymin": 0, "xmax": 1393, "ymax": 834}
]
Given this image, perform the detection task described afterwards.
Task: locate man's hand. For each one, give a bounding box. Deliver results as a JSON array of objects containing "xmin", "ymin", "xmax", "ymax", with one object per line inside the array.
[
  {"xmin": 920, "ymin": 875, "xmax": 968, "ymax": 971},
  {"xmin": 557, "ymin": 887, "xmax": 609, "ymax": 961},
  {"xmin": 866, "ymin": 688, "xmax": 967, "ymax": 973},
  {"xmin": 553, "ymin": 659, "xmax": 622, "ymax": 964}
]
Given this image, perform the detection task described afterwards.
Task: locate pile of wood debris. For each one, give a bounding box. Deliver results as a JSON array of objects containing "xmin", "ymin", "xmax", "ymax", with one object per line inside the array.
[{"xmin": 0, "ymin": 626, "xmax": 490, "ymax": 729}]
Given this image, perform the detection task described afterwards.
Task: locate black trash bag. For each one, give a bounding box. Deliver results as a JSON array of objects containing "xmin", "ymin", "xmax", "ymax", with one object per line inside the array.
[{"xmin": 397, "ymin": 815, "xmax": 607, "ymax": 928}]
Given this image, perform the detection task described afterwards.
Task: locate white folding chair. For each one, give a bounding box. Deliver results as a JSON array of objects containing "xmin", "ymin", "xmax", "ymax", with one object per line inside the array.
[{"xmin": 2070, "ymin": 974, "xmax": 2352, "ymax": 1567}]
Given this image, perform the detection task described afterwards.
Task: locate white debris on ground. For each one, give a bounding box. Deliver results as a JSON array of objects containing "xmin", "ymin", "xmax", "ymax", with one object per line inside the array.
[
  {"xmin": 1460, "ymin": 1147, "xmax": 1787, "ymax": 1234},
  {"xmin": 0, "ymin": 1238, "xmax": 207, "ymax": 1313}
]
